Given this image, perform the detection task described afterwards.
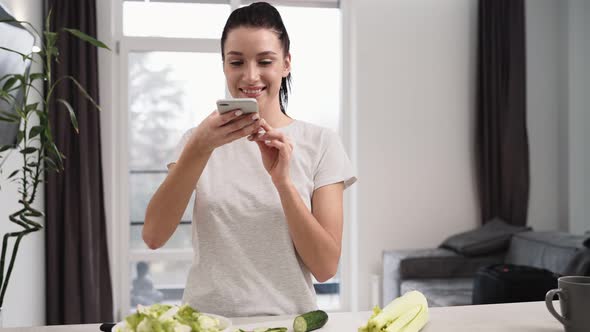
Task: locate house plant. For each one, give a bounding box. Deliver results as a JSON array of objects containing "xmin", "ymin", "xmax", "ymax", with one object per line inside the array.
[{"xmin": 0, "ymin": 11, "xmax": 109, "ymax": 324}]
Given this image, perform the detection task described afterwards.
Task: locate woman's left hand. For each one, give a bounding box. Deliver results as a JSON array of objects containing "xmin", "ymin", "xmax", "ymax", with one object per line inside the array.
[{"xmin": 248, "ymin": 119, "xmax": 294, "ymax": 185}]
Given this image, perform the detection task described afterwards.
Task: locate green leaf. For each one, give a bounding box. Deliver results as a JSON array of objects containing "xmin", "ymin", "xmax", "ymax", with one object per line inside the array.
[
  {"xmin": 29, "ymin": 73, "xmax": 45, "ymax": 82},
  {"xmin": 63, "ymin": 76, "xmax": 102, "ymax": 112},
  {"xmin": 0, "ymin": 74, "xmax": 14, "ymax": 85},
  {"xmin": 49, "ymin": 143, "xmax": 64, "ymax": 164},
  {"xmin": 25, "ymin": 102, "xmax": 39, "ymax": 113},
  {"xmin": 29, "ymin": 126, "xmax": 43, "ymax": 138},
  {"xmin": 14, "ymin": 105, "xmax": 26, "ymax": 118},
  {"xmin": 45, "ymin": 9, "xmax": 52, "ymax": 36},
  {"xmin": 0, "ymin": 110, "xmax": 20, "ymax": 121},
  {"xmin": 0, "ymin": 90, "xmax": 16, "ymax": 103},
  {"xmin": 45, "ymin": 46, "xmax": 58, "ymax": 59},
  {"xmin": 56, "ymin": 98, "xmax": 79, "ymax": 133},
  {"xmin": 0, "ymin": 114, "xmax": 18, "ymax": 123},
  {"xmin": 0, "ymin": 145, "xmax": 12, "ymax": 152},
  {"xmin": 2, "ymin": 76, "xmax": 18, "ymax": 91},
  {"xmin": 35, "ymin": 109, "xmax": 47, "ymax": 121},
  {"xmin": 63, "ymin": 28, "xmax": 110, "ymax": 50},
  {"xmin": 7, "ymin": 169, "xmax": 19, "ymax": 179},
  {"xmin": 0, "ymin": 46, "xmax": 32, "ymax": 62},
  {"xmin": 43, "ymin": 124, "xmax": 54, "ymax": 142},
  {"xmin": 44, "ymin": 156, "xmax": 58, "ymax": 170},
  {"xmin": 20, "ymin": 147, "xmax": 37, "ymax": 154},
  {"xmin": 44, "ymin": 31, "xmax": 58, "ymax": 49},
  {"xmin": 0, "ymin": 19, "xmax": 42, "ymax": 40},
  {"xmin": 16, "ymin": 130, "xmax": 24, "ymax": 144}
]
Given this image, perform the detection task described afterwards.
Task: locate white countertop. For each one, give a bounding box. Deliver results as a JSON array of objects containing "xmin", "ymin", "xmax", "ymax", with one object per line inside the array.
[{"xmin": 0, "ymin": 301, "xmax": 563, "ymax": 332}]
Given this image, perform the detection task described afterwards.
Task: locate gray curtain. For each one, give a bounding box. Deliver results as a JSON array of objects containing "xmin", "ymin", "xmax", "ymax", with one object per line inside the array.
[
  {"xmin": 44, "ymin": 0, "xmax": 113, "ymax": 324},
  {"xmin": 476, "ymin": 0, "xmax": 530, "ymax": 226}
]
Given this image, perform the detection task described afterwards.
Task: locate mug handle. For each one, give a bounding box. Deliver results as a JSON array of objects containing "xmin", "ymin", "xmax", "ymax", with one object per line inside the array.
[{"xmin": 545, "ymin": 288, "xmax": 569, "ymax": 326}]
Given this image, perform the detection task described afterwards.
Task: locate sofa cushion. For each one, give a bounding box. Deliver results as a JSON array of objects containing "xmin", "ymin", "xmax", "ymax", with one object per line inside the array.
[
  {"xmin": 399, "ymin": 252, "xmax": 504, "ymax": 279},
  {"xmin": 505, "ymin": 231, "xmax": 587, "ymax": 275},
  {"xmin": 401, "ymin": 278, "xmax": 473, "ymax": 307},
  {"xmin": 382, "ymin": 248, "xmax": 458, "ymax": 303},
  {"xmin": 440, "ymin": 218, "xmax": 530, "ymax": 256},
  {"xmin": 382, "ymin": 248, "xmax": 503, "ymax": 304}
]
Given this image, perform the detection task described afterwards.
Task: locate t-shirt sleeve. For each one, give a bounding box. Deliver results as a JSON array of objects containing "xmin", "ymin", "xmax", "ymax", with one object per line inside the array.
[
  {"xmin": 313, "ymin": 129, "xmax": 357, "ymax": 191},
  {"xmin": 167, "ymin": 128, "xmax": 194, "ymax": 169}
]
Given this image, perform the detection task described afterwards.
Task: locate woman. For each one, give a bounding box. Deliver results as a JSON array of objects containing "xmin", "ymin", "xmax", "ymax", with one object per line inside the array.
[{"xmin": 143, "ymin": 2, "xmax": 356, "ymax": 317}]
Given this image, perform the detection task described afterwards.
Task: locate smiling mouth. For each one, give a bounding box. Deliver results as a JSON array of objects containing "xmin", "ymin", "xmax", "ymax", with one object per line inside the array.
[{"xmin": 240, "ymin": 87, "xmax": 266, "ymax": 96}]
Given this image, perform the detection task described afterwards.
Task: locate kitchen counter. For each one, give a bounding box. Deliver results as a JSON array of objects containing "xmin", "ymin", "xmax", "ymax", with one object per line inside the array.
[{"xmin": 0, "ymin": 301, "xmax": 563, "ymax": 332}]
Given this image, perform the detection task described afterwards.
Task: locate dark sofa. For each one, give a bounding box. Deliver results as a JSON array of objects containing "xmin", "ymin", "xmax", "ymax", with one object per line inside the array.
[{"xmin": 382, "ymin": 230, "xmax": 590, "ymax": 307}]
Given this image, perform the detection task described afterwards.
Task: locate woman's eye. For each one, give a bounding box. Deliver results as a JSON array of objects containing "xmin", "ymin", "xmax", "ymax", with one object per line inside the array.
[
  {"xmin": 229, "ymin": 61, "xmax": 243, "ymax": 66},
  {"xmin": 259, "ymin": 60, "xmax": 272, "ymax": 65}
]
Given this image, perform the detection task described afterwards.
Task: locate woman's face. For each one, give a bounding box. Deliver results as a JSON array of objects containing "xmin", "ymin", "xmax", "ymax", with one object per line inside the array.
[{"xmin": 223, "ymin": 27, "xmax": 291, "ymax": 112}]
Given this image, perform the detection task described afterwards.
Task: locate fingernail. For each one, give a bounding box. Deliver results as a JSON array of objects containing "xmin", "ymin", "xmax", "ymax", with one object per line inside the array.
[
  {"xmin": 235, "ymin": 110, "xmax": 243, "ymax": 116},
  {"xmin": 252, "ymin": 114, "xmax": 259, "ymax": 120},
  {"xmin": 257, "ymin": 132, "xmax": 264, "ymax": 137},
  {"xmin": 247, "ymin": 135, "xmax": 253, "ymax": 140},
  {"xmin": 265, "ymin": 140, "xmax": 271, "ymax": 145}
]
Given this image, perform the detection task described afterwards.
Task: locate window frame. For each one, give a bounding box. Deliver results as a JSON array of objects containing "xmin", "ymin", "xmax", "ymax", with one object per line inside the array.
[{"xmin": 112, "ymin": 0, "xmax": 355, "ymax": 319}]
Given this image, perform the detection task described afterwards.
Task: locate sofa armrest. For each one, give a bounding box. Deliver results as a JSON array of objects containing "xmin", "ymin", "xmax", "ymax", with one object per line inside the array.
[{"xmin": 382, "ymin": 248, "xmax": 504, "ymax": 304}]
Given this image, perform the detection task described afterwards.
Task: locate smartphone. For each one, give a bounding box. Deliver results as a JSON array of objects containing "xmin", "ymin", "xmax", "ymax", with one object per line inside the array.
[{"xmin": 216, "ymin": 98, "xmax": 258, "ymax": 114}]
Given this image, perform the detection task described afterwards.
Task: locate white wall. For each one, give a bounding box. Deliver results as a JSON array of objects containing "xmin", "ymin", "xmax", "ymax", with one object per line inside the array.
[
  {"xmin": 353, "ymin": 0, "xmax": 479, "ymax": 310},
  {"xmin": 0, "ymin": 0, "xmax": 45, "ymax": 327},
  {"xmin": 526, "ymin": 0, "xmax": 569, "ymax": 232},
  {"xmin": 526, "ymin": 0, "xmax": 589, "ymax": 234},
  {"xmin": 352, "ymin": 0, "xmax": 583, "ymax": 310},
  {"xmin": 567, "ymin": 0, "xmax": 590, "ymax": 235}
]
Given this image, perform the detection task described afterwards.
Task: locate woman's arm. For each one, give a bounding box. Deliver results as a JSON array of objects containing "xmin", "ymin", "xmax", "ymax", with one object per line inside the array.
[
  {"xmin": 142, "ymin": 146, "xmax": 212, "ymax": 249},
  {"xmin": 143, "ymin": 110, "xmax": 263, "ymax": 249},
  {"xmin": 251, "ymin": 119, "xmax": 345, "ymax": 281},
  {"xmin": 275, "ymin": 181, "xmax": 344, "ymax": 282}
]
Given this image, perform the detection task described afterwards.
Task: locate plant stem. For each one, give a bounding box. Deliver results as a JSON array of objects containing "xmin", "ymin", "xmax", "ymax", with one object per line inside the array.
[
  {"xmin": 0, "ymin": 229, "xmax": 38, "ymax": 306},
  {"xmin": 0, "ymin": 207, "xmax": 26, "ymax": 308}
]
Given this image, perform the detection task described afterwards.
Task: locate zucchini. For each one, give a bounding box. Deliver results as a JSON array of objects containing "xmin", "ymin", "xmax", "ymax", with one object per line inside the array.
[{"xmin": 293, "ymin": 310, "xmax": 328, "ymax": 332}]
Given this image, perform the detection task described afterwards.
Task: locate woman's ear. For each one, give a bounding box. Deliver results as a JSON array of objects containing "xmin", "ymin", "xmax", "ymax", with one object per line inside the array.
[{"xmin": 283, "ymin": 53, "xmax": 291, "ymax": 77}]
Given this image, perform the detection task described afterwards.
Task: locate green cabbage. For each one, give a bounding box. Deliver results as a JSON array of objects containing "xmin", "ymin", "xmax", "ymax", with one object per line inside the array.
[{"xmin": 116, "ymin": 304, "xmax": 224, "ymax": 332}]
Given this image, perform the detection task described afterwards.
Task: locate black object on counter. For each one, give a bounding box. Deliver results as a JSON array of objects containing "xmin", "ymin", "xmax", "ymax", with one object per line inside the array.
[
  {"xmin": 99, "ymin": 323, "xmax": 115, "ymax": 332},
  {"xmin": 472, "ymin": 263, "xmax": 558, "ymax": 304}
]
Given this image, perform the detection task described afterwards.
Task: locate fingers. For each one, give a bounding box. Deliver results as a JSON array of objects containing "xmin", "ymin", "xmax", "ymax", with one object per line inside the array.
[
  {"xmin": 249, "ymin": 129, "xmax": 285, "ymax": 143},
  {"xmin": 224, "ymin": 112, "xmax": 260, "ymax": 132},
  {"xmin": 224, "ymin": 114, "xmax": 263, "ymax": 143},
  {"xmin": 258, "ymin": 118, "xmax": 273, "ymax": 132},
  {"xmin": 262, "ymin": 138, "xmax": 294, "ymax": 156},
  {"xmin": 217, "ymin": 109, "xmax": 250, "ymax": 127},
  {"xmin": 250, "ymin": 129, "xmax": 293, "ymax": 151}
]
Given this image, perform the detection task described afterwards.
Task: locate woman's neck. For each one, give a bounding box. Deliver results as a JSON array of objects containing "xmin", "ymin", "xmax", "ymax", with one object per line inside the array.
[{"xmin": 259, "ymin": 103, "xmax": 294, "ymax": 128}]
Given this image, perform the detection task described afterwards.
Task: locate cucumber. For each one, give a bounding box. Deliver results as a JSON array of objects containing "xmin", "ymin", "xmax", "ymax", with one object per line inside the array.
[{"xmin": 293, "ymin": 310, "xmax": 328, "ymax": 332}]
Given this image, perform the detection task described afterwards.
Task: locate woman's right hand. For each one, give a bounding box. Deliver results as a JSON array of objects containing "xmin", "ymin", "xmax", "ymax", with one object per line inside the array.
[{"xmin": 186, "ymin": 109, "xmax": 262, "ymax": 154}]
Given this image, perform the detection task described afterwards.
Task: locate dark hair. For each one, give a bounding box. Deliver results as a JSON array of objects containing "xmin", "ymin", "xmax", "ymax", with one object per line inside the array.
[{"xmin": 221, "ymin": 2, "xmax": 292, "ymax": 114}]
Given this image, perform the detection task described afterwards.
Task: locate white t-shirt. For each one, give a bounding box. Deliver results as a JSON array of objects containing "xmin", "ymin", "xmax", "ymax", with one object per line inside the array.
[{"xmin": 168, "ymin": 120, "xmax": 356, "ymax": 317}]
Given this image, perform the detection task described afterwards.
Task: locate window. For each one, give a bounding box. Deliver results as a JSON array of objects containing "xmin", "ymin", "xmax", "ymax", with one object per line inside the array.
[
  {"xmin": 118, "ymin": 0, "xmax": 342, "ymax": 316},
  {"xmin": 123, "ymin": 2, "xmax": 230, "ymax": 39}
]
